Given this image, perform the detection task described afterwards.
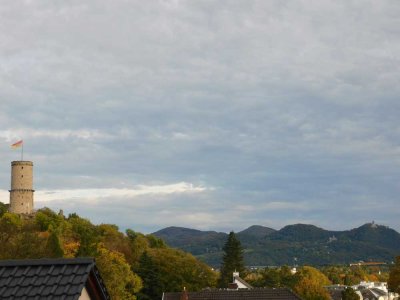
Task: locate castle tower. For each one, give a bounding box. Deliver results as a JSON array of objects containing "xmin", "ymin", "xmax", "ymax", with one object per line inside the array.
[{"xmin": 9, "ymin": 161, "xmax": 34, "ymax": 214}]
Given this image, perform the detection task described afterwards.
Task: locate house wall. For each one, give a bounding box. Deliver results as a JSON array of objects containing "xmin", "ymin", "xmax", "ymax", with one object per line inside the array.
[
  {"xmin": 234, "ymin": 278, "xmax": 249, "ymax": 289},
  {"xmin": 79, "ymin": 287, "xmax": 91, "ymax": 300}
]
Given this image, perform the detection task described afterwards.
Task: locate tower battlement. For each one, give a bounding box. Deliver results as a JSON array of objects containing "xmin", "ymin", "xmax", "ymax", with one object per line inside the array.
[
  {"xmin": 9, "ymin": 161, "xmax": 34, "ymax": 214},
  {"xmin": 11, "ymin": 161, "xmax": 33, "ymax": 166}
]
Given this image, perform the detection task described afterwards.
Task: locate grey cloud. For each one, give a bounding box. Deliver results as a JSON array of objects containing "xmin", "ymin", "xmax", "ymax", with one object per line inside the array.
[{"xmin": 0, "ymin": 1, "xmax": 399, "ymax": 232}]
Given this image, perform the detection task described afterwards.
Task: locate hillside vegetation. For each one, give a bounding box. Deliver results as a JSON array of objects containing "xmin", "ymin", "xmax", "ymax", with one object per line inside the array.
[
  {"xmin": 0, "ymin": 203, "xmax": 216, "ymax": 300},
  {"xmin": 153, "ymin": 223, "xmax": 400, "ymax": 267}
]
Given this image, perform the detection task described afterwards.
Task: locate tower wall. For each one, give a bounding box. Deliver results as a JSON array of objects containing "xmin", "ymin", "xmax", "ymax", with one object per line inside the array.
[{"xmin": 9, "ymin": 161, "xmax": 34, "ymax": 214}]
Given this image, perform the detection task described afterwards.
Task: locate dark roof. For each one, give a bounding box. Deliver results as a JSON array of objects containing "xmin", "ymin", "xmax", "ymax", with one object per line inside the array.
[
  {"xmin": 163, "ymin": 288, "xmax": 302, "ymax": 300},
  {"xmin": 370, "ymin": 288, "xmax": 387, "ymax": 296},
  {"xmin": 327, "ymin": 289, "xmax": 343, "ymax": 300},
  {"xmin": 359, "ymin": 289, "xmax": 379, "ymax": 300},
  {"xmin": 0, "ymin": 257, "xmax": 109, "ymax": 300}
]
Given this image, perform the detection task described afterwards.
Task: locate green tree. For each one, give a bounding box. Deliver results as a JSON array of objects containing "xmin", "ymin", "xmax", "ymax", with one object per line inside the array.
[
  {"xmin": 149, "ymin": 248, "xmax": 217, "ymax": 292},
  {"xmin": 258, "ymin": 266, "xmax": 295, "ymax": 288},
  {"xmin": 0, "ymin": 202, "xmax": 7, "ymax": 217},
  {"xmin": 10, "ymin": 219, "xmax": 47, "ymax": 259},
  {"xmin": 388, "ymin": 256, "xmax": 400, "ymax": 293},
  {"xmin": 46, "ymin": 230, "xmax": 64, "ymax": 258},
  {"xmin": 14, "ymin": 231, "xmax": 47, "ymax": 258},
  {"xmin": 341, "ymin": 287, "xmax": 360, "ymax": 300},
  {"xmin": 321, "ymin": 266, "xmax": 342, "ymax": 284},
  {"xmin": 126, "ymin": 230, "xmax": 151, "ymax": 268},
  {"xmin": 0, "ymin": 212, "xmax": 22, "ymax": 235},
  {"xmin": 218, "ymin": 231, "xmax": 245, "ymax": 288},
  {"xmin": 263, "ymin": 268, "xmax": 282, "ymax": 287},
  {"xmin": 35, "ymin": 207, "xmax": 63, "ymax": 231},
  {"xmin": 136, "ymin": 251, "xmax": 164, "ymax": 300},
  {"xmin": 146, "ymin": 234, "xmax": 166, "ymax": 249},
  {"xmin": 68, "ymin": 215, "xmax": 99, "ymax": 256},
  {"xmin": 280, "ymin": 265, "xmax": 296, "ymax": 287},
  {"xmin": 0, "ymin": 212, "xmax": 22, "ymax": 258}
]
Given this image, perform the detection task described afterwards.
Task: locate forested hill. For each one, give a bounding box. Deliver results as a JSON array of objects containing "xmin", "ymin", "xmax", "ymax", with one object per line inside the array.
[
  {"xmin": 153, "ymin": 223, "xmax": 400, "ymax": 267},
  {"xmin": 0, "ymin": 204, "xmax": 217, "ymax": 300}
]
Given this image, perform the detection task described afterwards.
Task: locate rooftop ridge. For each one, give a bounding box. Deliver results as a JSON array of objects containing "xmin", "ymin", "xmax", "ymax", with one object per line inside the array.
[
  {"xmin": 163, "ymin": 288, "xmax": 302, "ymax": 300},
  {"xmin": 0, "ymin": 257, "xmax": 95, "ymax": 267}
]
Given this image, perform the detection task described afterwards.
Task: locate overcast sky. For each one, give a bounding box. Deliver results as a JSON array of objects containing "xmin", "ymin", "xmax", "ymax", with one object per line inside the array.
[{"xmin": 0, "ymin": 1, "xmax": 399, "ymax": 233}]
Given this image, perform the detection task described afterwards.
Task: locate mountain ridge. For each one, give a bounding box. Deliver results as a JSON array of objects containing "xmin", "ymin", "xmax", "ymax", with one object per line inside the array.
[{"xmin": 153, "ymin": 223, "xmax": 400, "ymax": 267}]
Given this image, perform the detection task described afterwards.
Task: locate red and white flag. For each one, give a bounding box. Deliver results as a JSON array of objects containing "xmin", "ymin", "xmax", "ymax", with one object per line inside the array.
[{"xmin": 11, "ymin": 140, "xmax": 23, "ymax": 149}]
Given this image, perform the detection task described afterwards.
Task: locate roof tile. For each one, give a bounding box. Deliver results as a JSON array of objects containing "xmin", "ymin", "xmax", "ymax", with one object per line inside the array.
[
  {"xmin": 0, "ymin": 258, "xmax": 109, "ymax": 299},
  {"xmin": 72, "ymin": 274, "xmax": 85, "ymax": 285},
  {"xmin": 2, "ymin": 287, "xmax": 12, "ymax": 298},
  {"xmin": 42, "ymin": 285, "xmax": 54, "ymax": 296},
  {"xmin": 59, "ymin": 274, "xmax": 71, "ymax": 285},
  {"xmin": 46, "ymin": 265, "xmax": 55, "ymax": 275},
  {"xmin": 34, "ymin": 265, "xmax": 43, "ymax": 275},
  {"xmin": 21, "ymin": 275, "xmax": 33, "ymax": 286}
]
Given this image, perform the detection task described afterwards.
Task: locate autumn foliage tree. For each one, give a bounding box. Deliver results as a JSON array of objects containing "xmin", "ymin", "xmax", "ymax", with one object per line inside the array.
[
  {"xmin": 292, "ymin": 266, "xmax": 331, "ymax": 300},
  {"xmin": 96, "ymin": 245, "xmax": 142, "ymax": 300}
]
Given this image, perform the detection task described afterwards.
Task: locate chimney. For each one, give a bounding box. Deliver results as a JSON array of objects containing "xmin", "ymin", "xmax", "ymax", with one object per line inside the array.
[{"xmin": 180, "ymin": 287, "xmax": 188, "ymax": 300}]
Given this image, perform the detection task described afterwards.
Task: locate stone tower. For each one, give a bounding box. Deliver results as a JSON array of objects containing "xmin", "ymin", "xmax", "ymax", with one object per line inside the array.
[{"xmin": 9, "ymin": 161, "xmax": 34, "ymax": 214}]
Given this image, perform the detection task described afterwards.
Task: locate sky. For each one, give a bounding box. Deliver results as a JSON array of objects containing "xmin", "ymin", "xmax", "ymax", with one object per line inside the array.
[{"xmin": 0, "ymin": 1, "xmax": 399, "ymax": 233}]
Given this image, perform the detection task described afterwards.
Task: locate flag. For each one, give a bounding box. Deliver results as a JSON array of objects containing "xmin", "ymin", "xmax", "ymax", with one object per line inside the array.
[{"xmin": 11, "ymin": 140, "xmax": 23, "ymax": 149}]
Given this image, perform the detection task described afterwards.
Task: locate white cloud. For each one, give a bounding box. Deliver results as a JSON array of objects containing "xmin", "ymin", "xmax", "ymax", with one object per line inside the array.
[{"xmin": 0, "ymin": 182, "xmax": 209, "ymax": 204}]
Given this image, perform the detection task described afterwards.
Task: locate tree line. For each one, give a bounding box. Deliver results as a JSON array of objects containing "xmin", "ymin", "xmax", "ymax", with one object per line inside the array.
[
  {"xmin": 217, "ymin": 230, "xmax": 400, "ymax": 300},
  {"xmin": 0, "ymin": 204, "xmax": 216, "ymax": 300},
  {"xmin": 0, "ymin": 203, "xmax": 399, "ymax": 300}
]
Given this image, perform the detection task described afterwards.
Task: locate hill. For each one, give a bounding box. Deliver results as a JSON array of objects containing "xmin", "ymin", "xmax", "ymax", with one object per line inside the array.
[
  {"xmin": 237, "ymin": 225, "xmax": 276, "ymax": 241},
  {"xmin": 0, "ymin": 205, "xmax": 217, "ymax": 299},
  {"xmin": 153, "ymin": 223, "xmax": 400, "ymax": 267},
  {"xmin": 153, "ymin": 226, "xmax": 227, "ymax": 255}
]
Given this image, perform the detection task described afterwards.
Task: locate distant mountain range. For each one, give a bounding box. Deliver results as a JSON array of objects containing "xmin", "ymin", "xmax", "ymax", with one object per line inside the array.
[{"xmin": 153, "ymin": 223, "xmax": 400, "ymax": 267}]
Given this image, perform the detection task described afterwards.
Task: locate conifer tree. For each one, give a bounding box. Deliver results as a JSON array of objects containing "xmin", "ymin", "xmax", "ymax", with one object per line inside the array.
[
  {"xmin": 46, "ymin": 230, "xmax": 64, "ymax": 258},
  {"xmin": 218, "ymin": 231, "xmax": 245, "ymax": 288},
  {"xmin": 388, "ymin": 256, "xmax": 400, "ymax": 293},
  {"xmin": 136, "ymin": 251, "xmax": 164, "ymax": 300}
]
